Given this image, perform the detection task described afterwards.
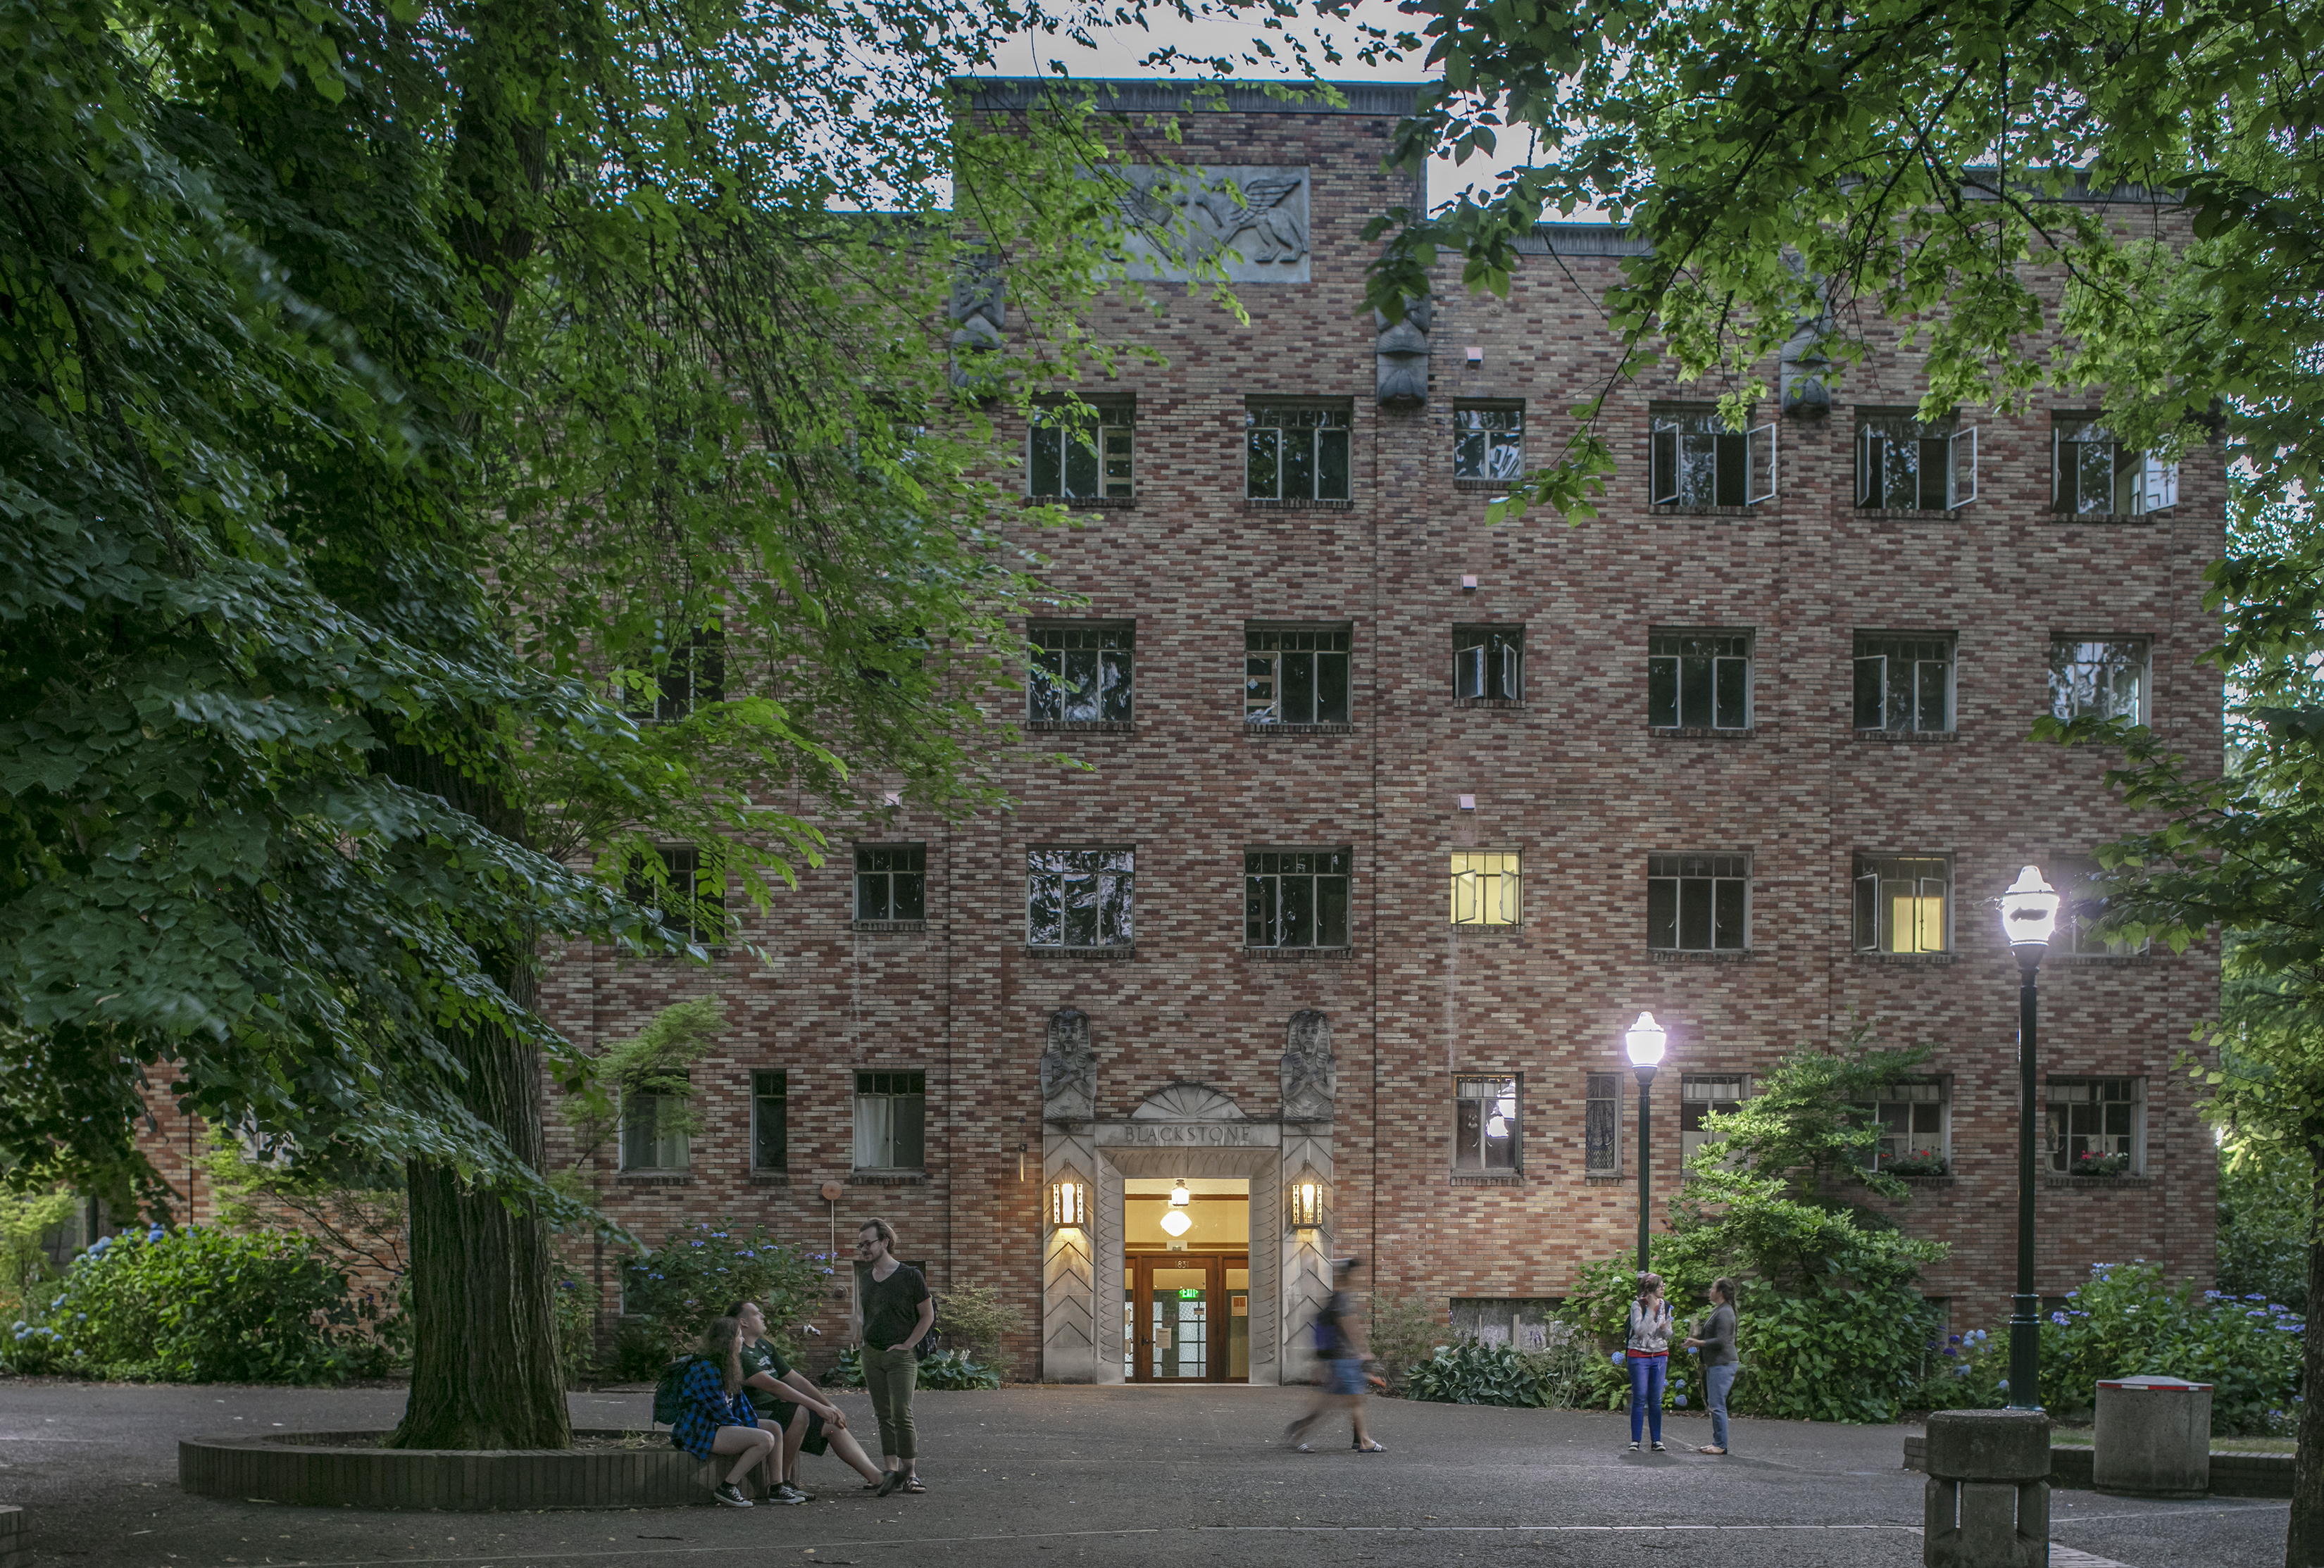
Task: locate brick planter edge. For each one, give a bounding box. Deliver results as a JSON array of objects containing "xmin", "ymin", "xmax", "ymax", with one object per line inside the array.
[{"xmin": 178, "ymin": 1429, "xmax": 716, "ymax": 1510}]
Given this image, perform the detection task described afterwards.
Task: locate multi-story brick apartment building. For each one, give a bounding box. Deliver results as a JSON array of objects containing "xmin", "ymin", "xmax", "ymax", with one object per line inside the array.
[{"xmin": 140, "ymin": 77, "xmax": 2220, "ymax": 1384}]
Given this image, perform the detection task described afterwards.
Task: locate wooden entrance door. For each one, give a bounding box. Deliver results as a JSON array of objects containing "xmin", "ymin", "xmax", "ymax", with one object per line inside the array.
[{"xmin": 1127, "ymin": 1255, "xmax": 1249, "ymax": 1382}]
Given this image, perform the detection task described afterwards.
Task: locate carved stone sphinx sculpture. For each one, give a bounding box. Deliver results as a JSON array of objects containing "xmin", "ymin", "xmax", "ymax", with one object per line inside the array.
[
  {"xmin": 1041, "ymin": 1007, "xmax": 1096, "ymax": 1120},
  {"xmin": 1373, "ymin": 294, "xmax": 1433, "ymax": 408},
  {"xmin": 1281, "ymin": 1010, "xmax": 1337, "ymax": 1120}
]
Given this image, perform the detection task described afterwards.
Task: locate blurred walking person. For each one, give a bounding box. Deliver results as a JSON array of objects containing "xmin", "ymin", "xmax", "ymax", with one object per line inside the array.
[
  {"xmin": 855, "ymin": 1217, "xmax": 934, "ymax": 1495},
  {"xmin": 1283, "ymin": 1256, "xmax": 1385, "ymax": 1453},
  {"xmin": 1683, "ymin": 1277, "xmax": 1739, "ymax": 1455},
  {"xmin": 1625, "ymin": 1272, "xmax": 1674, "ymax": 1453}
]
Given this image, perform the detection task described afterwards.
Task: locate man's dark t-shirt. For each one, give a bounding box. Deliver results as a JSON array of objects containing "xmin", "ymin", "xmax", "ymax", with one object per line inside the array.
[
  {"xmin": 863, "ymin": 1263, "xmax": 930, "ymax": 1350},
  {"xmin": 737, "ymin": 1337, "xmax": 792, "ymax": 1417}
]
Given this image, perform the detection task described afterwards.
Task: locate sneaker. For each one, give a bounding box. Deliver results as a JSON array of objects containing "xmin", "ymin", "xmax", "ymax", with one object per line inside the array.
[
  {"xmin": 1293, "ymin": 1441, "xmax": 1313, "ymax": 1453},
  {"xmin": 768, "ymin": 1484, "xmax": 808, "ymax": 1505},
  {"xmin": 1628, "ymin": 1442, "xmax": 1640, "ymax": 1452},
  {"xmin": 1651, "ymin": 1441, "xmax": 1666, "ymax": 1453},
  {"xmin": 713, "ymin": 1482, "xmax": 754, "ymax": 1508}
]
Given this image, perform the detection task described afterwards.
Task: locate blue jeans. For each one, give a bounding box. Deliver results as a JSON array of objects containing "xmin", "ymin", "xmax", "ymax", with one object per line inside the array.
[
  {"xmin": 1706, "ymin": 1362, "xmax": 1737, "ymax": 1449},
  {"xmin": 1628, "ymin": 1354, "xmax": 1666, "ymax": 1444}
]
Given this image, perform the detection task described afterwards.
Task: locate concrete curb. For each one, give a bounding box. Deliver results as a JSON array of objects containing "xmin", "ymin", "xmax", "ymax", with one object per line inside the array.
[
  {"xmin": 1901, "ymin": 1434, "xmax": 2294, "ymax": 1498},
  {"xmin": 179, "ymin": 1429, "xmax": 718, "ymax": 1511}
]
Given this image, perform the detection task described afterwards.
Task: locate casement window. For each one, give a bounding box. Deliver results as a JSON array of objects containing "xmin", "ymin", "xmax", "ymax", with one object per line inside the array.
[
  {"xmin": 1449, "ymin": 849, "xmax": 1521, "ymax": 927},
  {"xmin": 1851, "ymin": 1081, "xmax": 1949, "ymax": 1172},
  {"xmin": 1649, "ymin": 407, "xmax": 1775, "ymax": 508},
  {"xmin": 620, "ymin": 1082, "xmax": 689, "ymax": 1172},
  {"xmin": 1649, "ymin": 630, "xmax": 1751, "ymax": 729},
  {"xmin": 1680, "ymin": 1075, "xmax": 1747, "ymax": 1165},
  {"xmin": 2054, "ymin": 416, "xmax": 2178, "ymax": 515},
  {"xmin": 853, "ymin": 1070, "xmax": 925, "ymax": 1171},
  {"xmin": 751, "ymin": 1070, "xmax": 787, "ymax": 1172},
  {"xmin": 855, "ymin": 844, "xmax": 926, "ymax": 922},
  {"xmin": 1030, "ymin": 403, "xmax": 1134, "ymax": 500},
  {"xmin": 1454, "ymin": 627, "xmax": 1524, "ymax": 701},
  {"xmin": 1585, "ymin": 1073, "xmax": 1623, "ymax": 1174},
  {"xmin": 1027, "ymin": 847, "xmax": 1135, "ymax": 949},
  {"xmin": 629, "ymin": 623, "xmax": 724, "ymax": 722},
  {"xmin": 1029, "ymin": 625, "xmax": 1133, "ymax": 724},
  {"xmin": 2049, "ymin": 638, "xmax": 2149, "ymax": 724},
  {"xmin": 1648, "ymin": 854, "xmax": 1749, "ymax": 952},
  {"xmin": 1852, "ymin": 854, "xmax": 1950, "ymax": 953},
  {"xmin": 1247, "ymin": 626, "xmax": 1351, "ymax": 725},
  {"xmin": 1854, "ymin": 633, "xmax": 1954, "ymax": 732},
  {"xmin": 1454, "ymin": 1076, "xmax": 1520, "ymax": 1172},
  {"xmin": 1454, "ymin": 404, "xmax": 1524, "ymax": 480},
  {"xmin": 2056, "ymin": 857, "xmax": 2146, "ymax": 956},
  {"xmin": 1855, "ymin": 410, "xmax": 1977, "ymax": 509},
  {"xmin": 1246, "ymin": 404, "xmax": 1351, "ymax": 501},
  {"xmin": 2047, "ymin": 1078, "xmax": 2144, "ymax": 1175},
  {"xmin": 1245, "ymin": 848, "xmax": 1351, "ymax": 949},
  {"xmin": 627, "ymin": 845, "xmax": 725, "ymax": 944}
]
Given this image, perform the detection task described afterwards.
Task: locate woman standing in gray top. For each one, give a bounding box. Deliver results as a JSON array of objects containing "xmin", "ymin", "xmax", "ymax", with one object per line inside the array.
[
  {"xmin": 1625, "ymin": 1273, "xmax": 1675, "ymax": 1452},
  {"xmin": 1683, "ymin": 1277, "xmax": 1738, "ymax": 1455}
]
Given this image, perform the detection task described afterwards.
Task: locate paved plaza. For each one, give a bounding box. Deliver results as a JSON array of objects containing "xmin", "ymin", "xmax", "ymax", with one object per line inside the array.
[{"xmin": 0, "ymin": 1379, "xmax": 2285, "ymax": 1568}]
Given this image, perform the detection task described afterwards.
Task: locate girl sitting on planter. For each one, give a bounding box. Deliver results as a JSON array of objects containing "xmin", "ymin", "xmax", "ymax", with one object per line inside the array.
[{"xmin": 675, "ymin": 1315, "xmax": 780, "ymax": 1507}]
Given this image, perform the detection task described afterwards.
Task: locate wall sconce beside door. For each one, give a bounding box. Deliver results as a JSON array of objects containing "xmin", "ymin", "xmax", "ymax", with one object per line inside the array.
[
  {"xmin": 1049, "ymin": 1174, "xmax": 1087, "ymax": 1228},
  {"xmin": 1291, "ymin": 1175, "xmax": 1325, "ymax": 1231}
]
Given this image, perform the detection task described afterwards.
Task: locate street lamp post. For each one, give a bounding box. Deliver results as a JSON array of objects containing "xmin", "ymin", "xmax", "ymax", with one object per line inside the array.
[
  {"xmin": 1625, "ymin": 1012, "xmax": 1668, "ymax": 1274},
  {"xmin": 2001, "ymin": 865, "xmax": 2061, "ymax": 1410}
]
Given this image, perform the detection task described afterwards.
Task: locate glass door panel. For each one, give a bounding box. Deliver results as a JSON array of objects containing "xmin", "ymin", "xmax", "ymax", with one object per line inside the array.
[{"xmin": 1148, "ymin": 1266, "xmax": 1210, "ymax": 1380}]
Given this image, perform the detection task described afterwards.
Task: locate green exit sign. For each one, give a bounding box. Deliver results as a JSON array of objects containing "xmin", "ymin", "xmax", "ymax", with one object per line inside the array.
[{"xmin": 1176, "ymin": 1288, "xmax": 1201, "ymax": 1300}]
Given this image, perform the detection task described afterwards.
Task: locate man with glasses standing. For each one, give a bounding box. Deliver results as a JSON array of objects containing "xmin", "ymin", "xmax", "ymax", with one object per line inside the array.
[{"xmin": 855, "ymin": 1217, "xmax": 934, "ymax": 1495}]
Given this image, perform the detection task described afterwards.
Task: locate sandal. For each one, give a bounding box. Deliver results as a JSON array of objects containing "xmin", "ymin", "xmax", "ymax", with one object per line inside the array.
[
  {"xmin": 899, "ymin": 1476, "xmax": 926, "ymax": 1493},
  {"xmin": 1356, "ymin": 1441, "xmax": 1387, "ymax": 1453}
]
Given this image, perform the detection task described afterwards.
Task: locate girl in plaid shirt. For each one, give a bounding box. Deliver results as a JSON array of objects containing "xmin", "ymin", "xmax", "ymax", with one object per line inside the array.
[{"xmin": 674, "ymin": 1317, "xmax": 779, "ymax": 1507}]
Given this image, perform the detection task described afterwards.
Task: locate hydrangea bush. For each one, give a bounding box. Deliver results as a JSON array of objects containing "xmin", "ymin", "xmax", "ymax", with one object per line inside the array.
[
  {"xmin": 617, "ymin": 1220, "xmax": 833, "ymax": 1370},
  {"xmin": 2037, "ymin": 1260, "xmax": 2304, "ymax": 1433}
]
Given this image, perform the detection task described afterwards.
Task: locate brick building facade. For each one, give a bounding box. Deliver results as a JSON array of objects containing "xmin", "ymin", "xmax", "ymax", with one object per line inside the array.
[{"xmin": 144, "ymin": 77, "xmax": 2222, "ymax": 1383}]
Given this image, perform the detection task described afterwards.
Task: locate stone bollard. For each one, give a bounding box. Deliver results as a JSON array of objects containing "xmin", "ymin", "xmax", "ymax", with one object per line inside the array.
[
  {"xmin": 1923, "ymin": 1409, "xmax": 2051, "ymax": 1568},
  {"xmin": 2093, "ymin": 1374, "xmax": 2212, "ymax": 1498}
]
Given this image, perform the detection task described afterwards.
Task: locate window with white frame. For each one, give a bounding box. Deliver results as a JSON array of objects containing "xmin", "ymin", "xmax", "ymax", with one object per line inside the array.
[
  {"xmin": 1855, "ymin": 410, "xmax": 1977, "ymax": 509},
  {"xmin": 1852, "ymin": 854, "xmax": 1951, "ymax": 954},
  {"xmin": 1455, "ymin": 1076, "xmax": 1520, "ymax": 1172},
  {"xmin": 1649, "ymin": 854, "xmax": 1749, "ymax": 952},
  {"xmin": 1450, "ymin": 849, "xmax": 1521, "ymax": 927},
  {"xmin": 856, "ymin": 844, "xmax": 926, "ymax": 922},
  {"xmin": 1454, "ymin": 404, "xmax": 1524, "ymax": 480},
  {"xmin": 2056, "ymin": 856, "xmax": 2147, "ymax": 956},
  {"xmin": 1854, "ymin": 633, "xmax": 1954, "ymax": 732},
  {"xmin": 1680, "ymin": 1075, "xmax": 1747, "ymax": 1164},
  {"xmin": 1851, "ymin": 1081, "xmax": 1949, "ymax": 1174},
  {"xmin": 1029, "ymin": 403, "xmax": 1134, "ymax": 501},
  {"xmin": 1028, "ymin": 625, "xmax": 1133, "ymax": 725},
  {"xmin": 1246, "ymin": 404, "xmax": 1351, "ymax": 501},
  {"xmin": 620, "ymin": 1081, "xmax": 690, "ymax": 1171},
  {"xmin": 853, "ymin": 1070, "xmax": 925, "ymax": 1170},
  {"xmin": 2054, "ymin": 416, "xmax": 2178, "ymax": 515},
  {"xmin": 2049, "ymin": 638, "xmax": 2149, "ymax": 725},
  {"xmin": 1245, "ymin": 848, "xmax": 1351, "ymax": 949},
  {"xmin": 751, "ymin": 1070, "xmax": 787, "ymax": 1172},
  {"xmin": 1649, "ymin": 631, "xmax": 1751, "ymax": 729},
  {"xmin": 1247, "ymin": 627, "xmax": 1351, "ymax": 725},
  {"xmin": 2047, "ymin": 1078, "xmax": 2144, "ymax": 1175},
  {"xmin": 1027, "ymin": 847, "xmax": 1135, "ymax": 949},
  {"xmin": 1649, "ymin": 407, "xmax": 1775, "ymax": 508},
  {"xmin": 1454, "ymin": 627, "xmax": 1524, "ymax": 701},
  {"xmin": 1585, "ymin": 1073, "xmax": 1622, "ymax": 1174}
]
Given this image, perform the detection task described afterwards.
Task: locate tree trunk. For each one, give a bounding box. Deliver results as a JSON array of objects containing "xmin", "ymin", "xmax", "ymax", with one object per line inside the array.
[{"xmin": 2286, "ymin": 1148, "xmax": 2324, "ymax": 1567}]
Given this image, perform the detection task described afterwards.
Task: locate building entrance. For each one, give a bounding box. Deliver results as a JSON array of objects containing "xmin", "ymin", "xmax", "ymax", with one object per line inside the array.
[{"xmin": 1122, "ymin": 1176, "xmax": 1250, "ymax": 1382}]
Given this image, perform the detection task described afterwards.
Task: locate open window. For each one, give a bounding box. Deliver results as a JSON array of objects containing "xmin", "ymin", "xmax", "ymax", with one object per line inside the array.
[
  {"xmin": 2054, "ymin": 417, "xmax": 2178, "ymax": 515},
  {"xmin": 1649, "ymin": 408, "xmax": 1775, "ymax": 508},
  {"xmin": 1856, "ymin": 412, "xmax": 1975, "ymax": 509},
  {"xmin": 1454, "ymin": 627, "xmax": 1523, "ymax": 701}
]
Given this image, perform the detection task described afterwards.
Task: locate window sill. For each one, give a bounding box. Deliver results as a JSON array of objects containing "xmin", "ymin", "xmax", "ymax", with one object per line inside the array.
[
  {"xmin": 1244, "ymin": 498, "xmax": 1356, "ymax": 510},
  {"xmin": 1649, "ymin": 725, "xmax": 1755, "ymax": 740},
  {"xmin": 1025, "ymin": 944, "xmax": 1137, "ymax": 960},
  {"xmin": 1449, "ymin": 1172, "xmax": 1526, "ymax": 1187},
  {"xmin": 2048, "ymin": 951, "xmax": 2154, "ymax": 967},
  {"xmin": 1450, "ymin": 924, "xmax": 1525, "ymax": 936},
  {"xmin": 1450, "ymin": 696, "xmax": 1525, "ymax": 710},
  {"xmin": 847, "ymin": 1172, "xmax": 928, "ymax": 1187},
  {"xmin": 1244, "ymin": 722, "xmax": 1356, "ymax": 737},
  {"xmin": 2043, "ymin": 1174, "xmax": 2154, "ymax": 1189},
  {"xmin": 852, "ymin": 919, "xmax": 928, "ymax": 934},
  {"xmin": 1649, "ymin": 949, "xmax": 1753, "ymax": 964},
  {"xmin": 1453, "ymin": 477, "xmax": 1516, "ymax": 494},
  {"xmin": 1242, "ymin": 945, "xmax": 1358, "ymax": 961},
  {"xmin": 749, "ymin": 1172, "xmax": 791, "ymax": 1186},
  {"xmin": 2047, "ymin": 510, "xmax": 2172, "ymax": 525},
  {"xmin": 1023, "ymin": 494, "xmax": 1136, "ymax": 510},
  {"xmin": 1855, "ymin": 728, "xmax": 1958, "ymax": 743},
  {"xmin": 1885, "ymin": 1173, "xmax": 1958, "ymax": 1188},
  {"xmin": 616, "ymin": 1172, "xmax": 694, "ymax": 1187},
  {"xmin": 1856, "ymin": 507, "xmax": 1968, "ymax": 520},
  {"xmin": 1582, "ymin": 1175, "xmax": 1629, "ymax": 1186},
  {"xmin": 1853, "ymin": 951, "xmax": 1958, "ymax": 965},
  {"xmin": 1648, "ymin": 503, "xmax": 1764, "ymax": 518},
  {"xmin": 1027, "ymin": 719, "xmax": 1135, "ymax": 735}
]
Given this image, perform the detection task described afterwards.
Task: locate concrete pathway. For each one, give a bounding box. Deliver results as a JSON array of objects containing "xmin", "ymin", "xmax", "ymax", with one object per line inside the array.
[{"xmin": 0, "ymin": 1379, "xmax": 2282, "ymax": 1568}]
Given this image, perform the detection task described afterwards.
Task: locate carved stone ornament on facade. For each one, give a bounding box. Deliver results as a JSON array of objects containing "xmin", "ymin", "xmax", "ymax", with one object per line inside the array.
[
  {"xmin": 1373, "ymin": 296, "xmax": 1432, "ymax": 408},
  {"xmin": 1114, "ymin": 167, "xmax": 1312, "ymax": 284},
  {"xmin": 1041, "ymin": 1006, "xmax": 1096, "ymax": 1119},
  {"xmin": 1280, "ymin": 1010, "xmax": 1337, "ymax": 1119},
  {"xmin": 948, "ymin": 259, "xmax": 1006, "ymax": 392}
]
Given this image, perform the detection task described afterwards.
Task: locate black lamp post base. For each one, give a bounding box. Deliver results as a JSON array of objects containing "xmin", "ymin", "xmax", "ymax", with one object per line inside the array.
[{"xmin": 2006, "ymin": 1294, "xmax": 2042, "ymax": 1410}]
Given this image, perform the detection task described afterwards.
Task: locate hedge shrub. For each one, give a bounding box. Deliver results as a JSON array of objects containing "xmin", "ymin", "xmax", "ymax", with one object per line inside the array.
[{"xmin": 616, "ymin": 1221, "xmax": 833, "ymax": 1375}]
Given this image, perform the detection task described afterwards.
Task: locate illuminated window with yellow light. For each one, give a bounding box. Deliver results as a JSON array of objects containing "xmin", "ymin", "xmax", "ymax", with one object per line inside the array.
[
  {"xmin": 1851, "ymin": 854, "xmax": 1950, "ymax": 953},
  {"xmin": 1450, "ymin": 850, "xmax": 1522, "ymax": 927}
]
